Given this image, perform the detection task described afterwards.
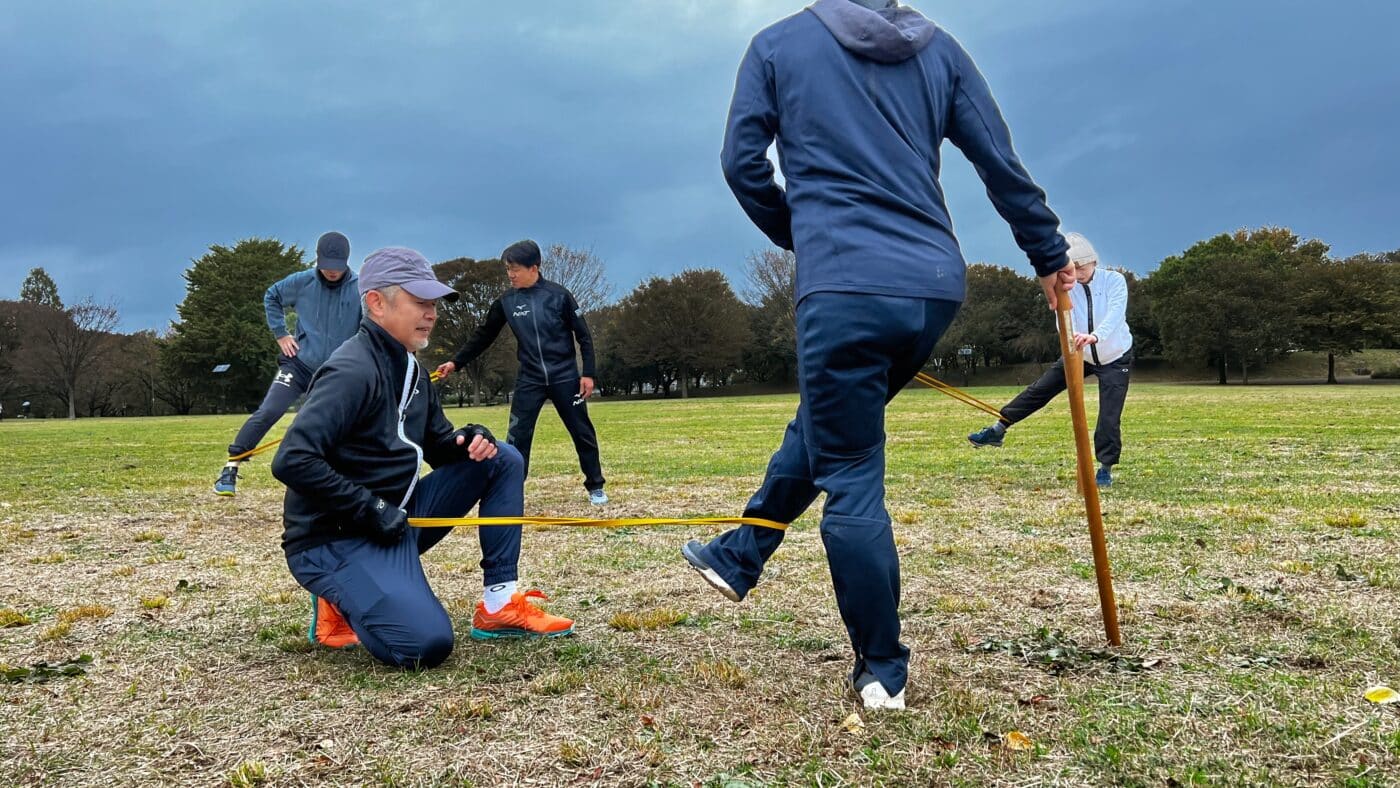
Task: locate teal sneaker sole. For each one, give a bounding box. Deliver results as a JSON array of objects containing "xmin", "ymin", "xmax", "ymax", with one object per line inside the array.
[{"xmin": 469, "ymin": 626, "xmax": 574, "ymax": 640}]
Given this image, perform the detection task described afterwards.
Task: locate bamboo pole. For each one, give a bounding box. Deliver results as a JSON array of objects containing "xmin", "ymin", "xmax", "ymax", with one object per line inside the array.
[{"xmin": 1055, "ymin": 293, "xmax": 1122, "ymax": 646}]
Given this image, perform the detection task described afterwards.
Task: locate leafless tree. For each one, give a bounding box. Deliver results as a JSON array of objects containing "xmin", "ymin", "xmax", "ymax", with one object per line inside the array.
[
  {"xmin": 542, "ymin": 243, "xmax": 614, "ymax": 314},
  {"xmin": 31, "ymin": 298, "xmax": 120, "ymax": 419},
  {"xmin": 743, "ymin": 248, "xmax": 797, "ymax": 313}
]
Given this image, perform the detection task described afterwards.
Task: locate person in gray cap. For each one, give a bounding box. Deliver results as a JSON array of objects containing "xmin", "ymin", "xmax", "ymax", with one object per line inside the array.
[
  {"xmin": 214, "ymin": 231, "xmax": 362, "ymax": 496},
  {"xmin": 272, "ymin": 247, "xmax": 573, "ymax": 666}
]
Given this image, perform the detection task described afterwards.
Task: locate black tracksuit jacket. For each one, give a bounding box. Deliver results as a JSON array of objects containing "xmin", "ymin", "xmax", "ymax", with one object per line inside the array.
[
  {"xmin": 450, "ymin": 278, "xmax": 595, "ymax": 385},
  {"xmin": 272, "ymin": 318, "xmax": 483, "ymax": 556}
]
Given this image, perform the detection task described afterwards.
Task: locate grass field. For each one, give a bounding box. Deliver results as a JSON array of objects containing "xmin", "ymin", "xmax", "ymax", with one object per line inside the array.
[{"xmin": 2, "ymin": 383, "xmax": 1398, "ymax": 786}]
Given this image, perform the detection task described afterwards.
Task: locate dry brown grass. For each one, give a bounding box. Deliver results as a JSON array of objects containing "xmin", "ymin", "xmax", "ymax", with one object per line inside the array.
[{"xmin": 1, "ymin": 386, "xmax": 1398, "ymax": 785}]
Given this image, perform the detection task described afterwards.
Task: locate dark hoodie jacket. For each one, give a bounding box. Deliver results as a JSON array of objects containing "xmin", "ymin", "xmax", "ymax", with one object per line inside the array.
[
  {"xmin": 721, "ymin": 0, "xmax": 1069, "ymax": 306},
  {"xmin": 271, "ymin": 317, "xmax": 487, "ymax": 556},
  {"xmin": 263, "ymin": 269, "xmax": 362, "ymax": 371}
]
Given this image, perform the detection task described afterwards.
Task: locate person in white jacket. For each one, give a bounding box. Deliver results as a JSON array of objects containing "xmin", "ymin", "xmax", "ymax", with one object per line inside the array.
[{"xmin": 967, "ymin": 232, "xmax": 1134, "ymax": 486}]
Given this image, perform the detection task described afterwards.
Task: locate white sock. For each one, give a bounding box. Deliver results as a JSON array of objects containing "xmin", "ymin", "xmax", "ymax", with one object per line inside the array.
[
  {"xmin": 224, "ymin": 460, "xmax": 241, "ymax": 469},
  {"xmin": 483, "ymin": 581, "xmax": 517, "ymax": 614}
]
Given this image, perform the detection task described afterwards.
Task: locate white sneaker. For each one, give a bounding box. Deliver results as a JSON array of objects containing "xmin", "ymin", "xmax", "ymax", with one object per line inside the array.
[
  {"xmin": 589, "ymin": 489, "xmax": 608, "ymax": 506},
  {"xmin": 855, "ymin": 672, "xmax": 906, "ymax": 710}
]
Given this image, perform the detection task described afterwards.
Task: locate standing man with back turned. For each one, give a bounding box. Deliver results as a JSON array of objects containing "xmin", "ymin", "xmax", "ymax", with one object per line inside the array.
[
  {"xmin": 435, "ymin": 240, "xmax": 608, "ymax": 505},
  {"xmin": 215, "ymin": 232, "xmax": 362, "ymax": 496},
  {"xmin": 680, "ymin": 0, "xmax": 1075, "ymax": 710}
]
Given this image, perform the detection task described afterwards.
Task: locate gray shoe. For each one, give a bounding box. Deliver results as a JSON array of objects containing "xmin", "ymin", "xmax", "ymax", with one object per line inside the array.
[{"xmin": 681, "ymin": 540, "xmax": 740, "ymax": 602}]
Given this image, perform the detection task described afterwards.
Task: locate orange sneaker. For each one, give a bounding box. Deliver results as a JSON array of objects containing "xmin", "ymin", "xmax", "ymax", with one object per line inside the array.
[
  {"xmin": 308, "ymin": 594, "xmax": 360, "ymax": 648},
  {"xmin": 470, "ymin": 590, "xmax": 574, "ymax": 640}
]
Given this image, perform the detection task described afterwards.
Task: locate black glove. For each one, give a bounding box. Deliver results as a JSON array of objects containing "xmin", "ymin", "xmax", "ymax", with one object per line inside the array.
[
  {"xmin": 360, "ymin": 497, "xmax": 407, "ymax": 545},
  {"xmin": 452, "ymin": 424, "xmax": 496, "ymax": 449}
]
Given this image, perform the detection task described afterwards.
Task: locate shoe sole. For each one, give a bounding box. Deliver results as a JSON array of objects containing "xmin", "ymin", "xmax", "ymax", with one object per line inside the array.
[
  {"xmin": 213, "ymin": 487, "xmax": 235, "ymax": 497},
  {"xmin": 863, "ymin": 696, "xmax": 907, "ymax": 711},
  {"xmin": 469, "ymin": 626, "xmax": 574, "ymax": 640},
  {"xmin": 681, "ymin": 542, "xmax": 741, "ymax": 603},
  {"xmin": 967, "ymin": 439, "xmax": 1002, "ymax": 449}
]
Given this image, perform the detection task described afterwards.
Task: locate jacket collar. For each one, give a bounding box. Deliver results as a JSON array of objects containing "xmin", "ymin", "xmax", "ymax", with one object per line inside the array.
[
  {"xmin": 360, "ymin": 317, "xmax": 417, "ymax": 388},
  {"xmin": 513, "ymin": 276, "xmax": 549, "ymax": 294}
]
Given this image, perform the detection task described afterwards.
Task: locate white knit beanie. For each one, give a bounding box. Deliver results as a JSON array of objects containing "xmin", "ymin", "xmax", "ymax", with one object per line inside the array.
[{"xmin": 1065, "ymin": 232, "xmax": 1098, "ymax": 265}]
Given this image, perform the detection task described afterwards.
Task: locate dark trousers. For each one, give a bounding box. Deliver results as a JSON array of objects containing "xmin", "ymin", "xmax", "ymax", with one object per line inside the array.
[
  {"xmin": 999, "ymin": 350, "xmax": 1133, "ymax": 467},
  {"xmin": 507, "ymin": 378, "xmax": 605, "ymax": 491},
  {"xmin": 284, "ymin": 445, "xmax": 525, "ymax": 669},
  {"xmin": 696, "ymin": 292, "xmax": 959, "ymax": 697},
  {"xmin": 229, "ymin": 355, "xmax": 315, "ymax": 456}
]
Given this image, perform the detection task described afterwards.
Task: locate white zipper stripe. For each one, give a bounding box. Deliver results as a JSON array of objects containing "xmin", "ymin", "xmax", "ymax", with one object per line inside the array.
[{"xmin": 395, "ymin": 353, "xmax": 424, "ymax": 508}]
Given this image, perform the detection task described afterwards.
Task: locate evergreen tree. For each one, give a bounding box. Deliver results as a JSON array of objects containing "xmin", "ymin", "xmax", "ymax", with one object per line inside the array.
[
  {"xmin": 160, "ymin": 239, "xmax": 308, "ymax": 411},
  {"xmin": 19, "ymin": 267, "xmax": 63, "ymax": 309}
]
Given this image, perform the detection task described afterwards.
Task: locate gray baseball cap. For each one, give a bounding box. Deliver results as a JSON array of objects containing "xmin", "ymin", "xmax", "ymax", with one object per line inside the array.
[{"xmin": 358, "ymin": 247, "xmax": 459, "ymax": 302}]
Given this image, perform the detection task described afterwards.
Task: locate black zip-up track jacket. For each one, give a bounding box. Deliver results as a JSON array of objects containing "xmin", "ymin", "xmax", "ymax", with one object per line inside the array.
[
  {"xmin": 450, "ymin": 277, "xmax": 595, "ymax": 385},
  {"xmin": 272, "ymin": 318, "xmax": 485, "ymax": 556}
]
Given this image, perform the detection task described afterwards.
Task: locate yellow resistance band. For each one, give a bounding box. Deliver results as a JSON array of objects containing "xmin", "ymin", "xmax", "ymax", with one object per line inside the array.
[
  {"xmin": 409, "ymin": 515, "xmax": 787, "ymax": 531},
  {"xmin": 913, "ymin": 372, "xmax": 1003, "ymax": 420},
  {"xmin": 227, "ymin": 370, "xmax": 447, "ymax": 462}
]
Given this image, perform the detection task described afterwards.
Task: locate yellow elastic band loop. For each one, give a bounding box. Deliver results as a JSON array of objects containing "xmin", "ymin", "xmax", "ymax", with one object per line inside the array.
[
  {"xmin": 913, "ymin": 372, "xmax": 1003, "ymax": 419},
  {"xmin": 229, "ymin": 439, "xmax": 280, "ymax": 462},
  {"xmin": 408, "ymin": 515, "xmax": 787, "ymax": 531}
]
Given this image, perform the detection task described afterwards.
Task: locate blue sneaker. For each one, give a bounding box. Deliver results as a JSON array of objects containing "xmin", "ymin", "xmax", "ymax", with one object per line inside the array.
[
  {"xmin": 1095, "ymin": 466, "xmax": 1113, "ymax": 487},
  {"xmin": 967, "ymin": 425, "xmax": 1004, "ymax": 448},
  {"xmin": 213, "ymin": 464, "xmax": 239, "ymax": 496},
  {"xmin": 589, "ymin": 489, "xmax": 608, "ymax": 506}
]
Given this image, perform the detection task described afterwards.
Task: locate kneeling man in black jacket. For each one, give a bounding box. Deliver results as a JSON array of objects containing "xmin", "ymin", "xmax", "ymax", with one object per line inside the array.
[{"xmin": 272, "ymin": 247, "xmax": 573, "ymax": 669}]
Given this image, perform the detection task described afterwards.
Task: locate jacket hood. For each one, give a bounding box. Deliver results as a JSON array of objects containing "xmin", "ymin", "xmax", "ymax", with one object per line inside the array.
[{"xmin": 807, "ymin": 0, "xmax": 937, "ymax": 64}]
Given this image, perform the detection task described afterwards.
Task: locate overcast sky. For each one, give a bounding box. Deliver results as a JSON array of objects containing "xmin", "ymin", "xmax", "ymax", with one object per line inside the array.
[{"xmin": 2, "ymin": 0, "xmax": 1397, "ymax": 331}]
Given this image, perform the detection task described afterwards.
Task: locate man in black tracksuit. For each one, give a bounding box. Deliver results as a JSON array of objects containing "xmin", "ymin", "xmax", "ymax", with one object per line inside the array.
[{"xmin": 435, "ymin": 240, "xmax": 607, "ymax": 505}]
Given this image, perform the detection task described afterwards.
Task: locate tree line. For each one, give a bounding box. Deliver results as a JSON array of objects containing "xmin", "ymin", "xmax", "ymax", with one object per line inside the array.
[{"xmin": 2, "ymin": 226, "xmax": 1396, "ymax": 418}]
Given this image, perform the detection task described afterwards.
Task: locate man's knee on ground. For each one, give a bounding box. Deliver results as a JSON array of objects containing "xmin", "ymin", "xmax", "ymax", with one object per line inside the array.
[{"xmin": 383, "ymin": 623, "xmax": 455, "ymax": 670}]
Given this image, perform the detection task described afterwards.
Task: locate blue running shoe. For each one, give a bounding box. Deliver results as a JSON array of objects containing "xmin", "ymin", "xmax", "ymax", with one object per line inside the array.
[
  {"xmin": 967, "ymin": 425, "xmax": 1004, "ymax": 448},
  {"xmin": 213, "ymin": 464, "xmax": 239, "ymax": 496},
  {"xmin": 1095, "ymin": 466, "xmax": 1113, "ymax": 487},
  {"xmin": 589, "ymin": 488, "xmax": 609, "ymax": 506}
]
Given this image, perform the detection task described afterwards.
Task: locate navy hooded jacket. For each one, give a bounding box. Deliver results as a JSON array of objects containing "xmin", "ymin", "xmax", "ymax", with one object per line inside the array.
[{"xmin": 721, "ymin": 0, "xmax": 1069, "ymax": 305}]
